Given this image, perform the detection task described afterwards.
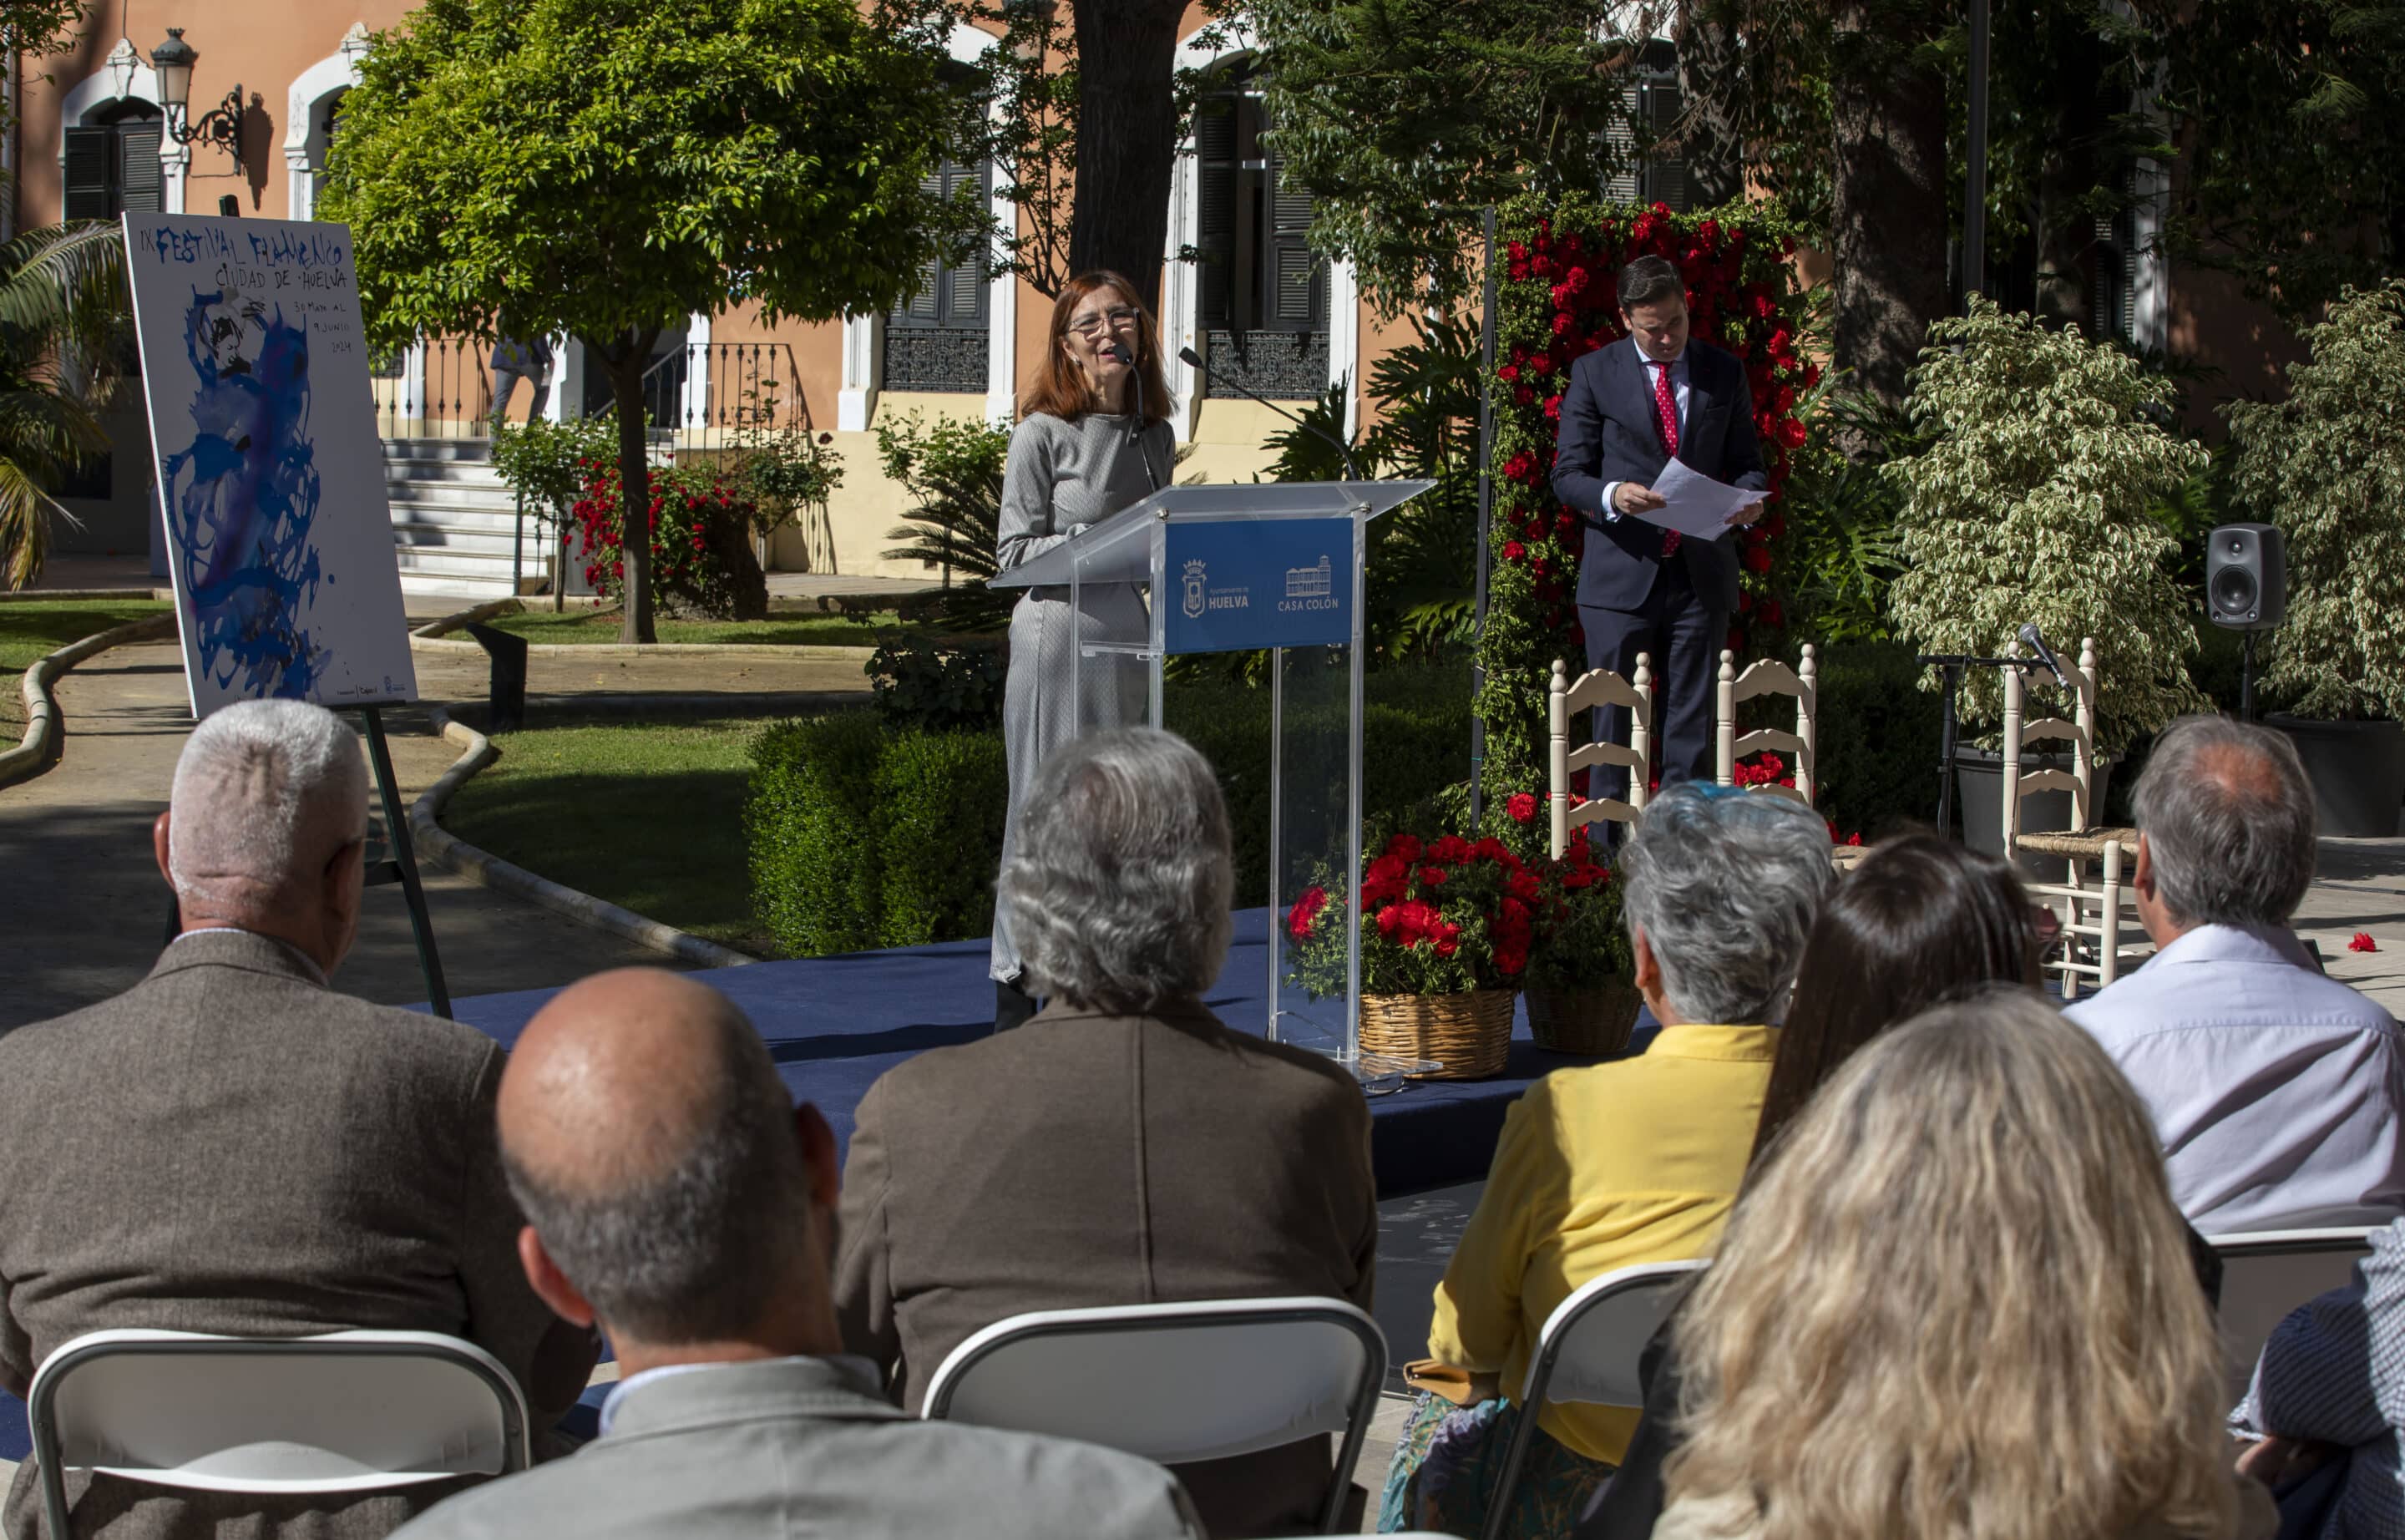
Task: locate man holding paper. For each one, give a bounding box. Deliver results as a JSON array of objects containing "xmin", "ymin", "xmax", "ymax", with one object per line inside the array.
[{"xmin": 1551, "ymin": 255, "xmax": 1770, "ymax": 800}]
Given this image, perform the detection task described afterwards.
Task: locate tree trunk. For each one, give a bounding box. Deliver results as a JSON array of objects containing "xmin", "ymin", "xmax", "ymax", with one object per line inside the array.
[
  {"xmin": 603, "ymin": 329, "xmax": 661, "ymax": 645},
  {"xmin": 1830, "ymin": 5, "xmax": 1950, "ymax": 407},
  {"xmin": 1678, "ymin": 7, "xmax": 1746, "ymax": 210},
  {"xmin": 1066, "ymin": 0, "xmax": 1186, "ymax": 308}
]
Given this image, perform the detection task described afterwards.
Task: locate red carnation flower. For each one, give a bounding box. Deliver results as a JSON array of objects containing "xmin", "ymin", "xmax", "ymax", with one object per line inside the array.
[
  {"xmin": 1507, "ymin": 792, "xmax": 1539, "ymax": 823},
  {"xmin": 2352, "ymin": 932, "xmax": 2380, "ymax": 953},
  {"xmin": 1744, "ymin": 545, "xmax": 1773, "ymax": 573},
  {"xmin": 1287, "ymin": 886, "xmax": 1328, "ymax": 941},
  {"xmin": 1759, "ymin": 599, "xmax": 1786, "ymax": 629},
  {"xmin": 1503, "ymin": 540, "xmax": 1527, "ymax": 561}
]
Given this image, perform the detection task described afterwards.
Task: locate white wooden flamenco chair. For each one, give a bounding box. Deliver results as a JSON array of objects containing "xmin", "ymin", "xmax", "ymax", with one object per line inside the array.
[
  {"xmin": 1712, "ymin": 644, "xmax": 1859, "ymax": 869},
  {"xmin": 2002, "ymin": 636, "xmax": 2150, "ymax": 999},
  {"xmin": 1547, "ymin": 655, "xmax": 1652, "ymax": 858}
]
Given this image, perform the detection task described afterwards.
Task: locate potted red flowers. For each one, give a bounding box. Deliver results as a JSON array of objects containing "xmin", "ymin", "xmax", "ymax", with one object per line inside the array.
[
  {"xmin": 1520, "ymin": 824, "xmax": 1638, "ymax": 1055},
  {"xmin": 1287, "ymin": 832, "xmax": 1538, "ymax": 1079}
]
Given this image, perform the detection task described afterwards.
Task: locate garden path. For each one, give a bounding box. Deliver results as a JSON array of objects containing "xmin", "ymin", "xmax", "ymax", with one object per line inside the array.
[{"xmin": 0, "ymin": 628, "xmax": 875, "ymax": 1031}]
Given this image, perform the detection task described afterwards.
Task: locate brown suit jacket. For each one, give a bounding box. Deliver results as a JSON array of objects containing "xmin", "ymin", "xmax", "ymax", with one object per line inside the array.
[
  {"xmin": 0, "ymin": 930, "xmax": 595, "ymax": 1540},
  {"xmin": 832, "ymin": 997, "xmax": 1378, "ymax": 1539}
]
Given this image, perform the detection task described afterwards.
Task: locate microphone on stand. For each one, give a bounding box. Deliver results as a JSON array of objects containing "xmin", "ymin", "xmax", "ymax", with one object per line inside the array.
[
  {"xmin": 1177, "ymin": 344, "xmax": 1363, "ymax": 484},
  {"xmin": 1103, "ymin": 340, "xmax": 1159, "ymax": 492},
  {"xmin": 2018, "ymin": 622, "xmax": 2072, "ymax": 691}
]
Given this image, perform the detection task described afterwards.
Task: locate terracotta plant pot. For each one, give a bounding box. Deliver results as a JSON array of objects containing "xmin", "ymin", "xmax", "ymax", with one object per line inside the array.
[{"xmin": 1359, "ymin": 989, "xmax": 1517, "ymax": 1081}]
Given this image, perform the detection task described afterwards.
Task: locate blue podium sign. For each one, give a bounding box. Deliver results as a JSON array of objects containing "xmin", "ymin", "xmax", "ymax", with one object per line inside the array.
[{"xmin": 1162, "ymin": 516, "xmax": 1352, "ymax": 655}]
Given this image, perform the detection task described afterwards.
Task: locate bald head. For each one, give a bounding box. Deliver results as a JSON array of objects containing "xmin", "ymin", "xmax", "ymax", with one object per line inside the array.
[
  {"xmin": 500, "ymin": 970, "xmax": 818, "ymax": 1345},
  {"xmin": 2133, "ymin": 716, "xmax": 2317, "ymax": 927}
]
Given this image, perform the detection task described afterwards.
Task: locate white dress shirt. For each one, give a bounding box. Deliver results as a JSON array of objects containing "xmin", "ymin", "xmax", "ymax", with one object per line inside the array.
[
  {"xmin": 1601, "ymin": 337, "xmax": 1690, "ymax": 522},
  {"xmin": 2066, "ymin": 924, "xmax": 2405, "ymax": 1234}
]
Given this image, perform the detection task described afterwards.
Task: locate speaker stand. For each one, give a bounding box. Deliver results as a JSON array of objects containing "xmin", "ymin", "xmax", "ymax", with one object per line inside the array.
[{"xmin": 2240, "ymin": 631, "xmax": 2256, "ymax": 722}]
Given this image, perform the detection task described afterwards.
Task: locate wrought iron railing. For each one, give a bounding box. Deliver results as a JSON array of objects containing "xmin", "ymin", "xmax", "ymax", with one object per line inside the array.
[{"xmin": 375, "ymin": 340, "xmax": 813, "ymax": 449}]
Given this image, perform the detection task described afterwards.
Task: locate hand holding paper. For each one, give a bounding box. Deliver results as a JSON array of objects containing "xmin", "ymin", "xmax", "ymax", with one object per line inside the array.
[{"xmin": 1636, "ymin": 458, "xmax": 1771, "ymax": 540}]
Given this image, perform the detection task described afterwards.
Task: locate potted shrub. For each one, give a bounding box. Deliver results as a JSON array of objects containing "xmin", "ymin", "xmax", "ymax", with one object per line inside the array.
[
  {"xmin": 2227, "ymin": 281, "xmax": 2405, "ymax": 836},
  {"xmin": 1885, "ymin": 298, "xmax": 2208, "ymax": 849},
  {"xmin": 1517, "ymin": 823, "xmax": 1639, "ymax": 1056},
  {"xmin": 1287, "ymin": 832, "xmax": 1536, "ymax": 1080}
]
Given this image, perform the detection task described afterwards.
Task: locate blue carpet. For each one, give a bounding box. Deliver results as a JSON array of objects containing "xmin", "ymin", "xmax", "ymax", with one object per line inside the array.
[
  {"xmin": 435, "ymin": 907, "xmax": 1647, "ymax": 1197},
  {"xmin": 0, "ymin": 910, "xmax": 1648, "ymax": 1467}
]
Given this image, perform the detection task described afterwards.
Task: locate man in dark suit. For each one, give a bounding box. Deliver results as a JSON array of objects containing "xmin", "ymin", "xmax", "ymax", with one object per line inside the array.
[
  {"xmin": 1551, "ymin": 255, "xmax": 1769, "ymax": 798},
  {"xmin": 834, "ymin": 728, "xmax": 1379, "ymax": 1538},
  {"xmin": 0, "ymin": 699, "xmax": 596, "ymax": 1540}
]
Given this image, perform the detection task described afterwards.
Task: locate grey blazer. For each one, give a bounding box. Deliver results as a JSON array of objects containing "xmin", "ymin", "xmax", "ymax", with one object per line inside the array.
[
  {"xmin": 833, "ymin": 998, "xmax": 1379, "ymax": 1537},
  {"xmin": 0, "ymin": 930, "xmax": 595, "ymax": 1540},
  {"xmin": 386, "ymin": 1355, "xmax": 1204, "ymax": 1540}
]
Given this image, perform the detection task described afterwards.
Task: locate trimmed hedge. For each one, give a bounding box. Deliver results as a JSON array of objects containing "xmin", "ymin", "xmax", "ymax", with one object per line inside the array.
[{"xmin": 747, "ymin": 666, "xmax": 1474, "ymax": 958}]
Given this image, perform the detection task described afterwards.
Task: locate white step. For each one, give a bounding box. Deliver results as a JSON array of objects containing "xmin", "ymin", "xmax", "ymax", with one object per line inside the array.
[
  {"xmin": 385, "ymin": 492, "xmax": 529, "ymax": 527},
  {"xmin": 394, "ymin": 545, "xmax": 550, "ymax": 582}
]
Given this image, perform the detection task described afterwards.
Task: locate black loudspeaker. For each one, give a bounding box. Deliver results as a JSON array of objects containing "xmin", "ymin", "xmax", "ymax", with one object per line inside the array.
[{"xmin": 2205, "ymin": 522, "xmax": 2286, "ymax": 631}]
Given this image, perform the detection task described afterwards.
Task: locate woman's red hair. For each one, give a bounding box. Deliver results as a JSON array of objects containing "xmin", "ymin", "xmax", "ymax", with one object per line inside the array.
[{"xmin": 1019, "ymin": 271, "xmax": 1174, "ymax": 426}]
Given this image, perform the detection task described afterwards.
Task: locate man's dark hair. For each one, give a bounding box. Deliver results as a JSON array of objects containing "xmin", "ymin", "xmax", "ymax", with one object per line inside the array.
[
  {"xmin": 503, "ymin": 1012, "xmax": 812, "ymax": 1344},
  {"xmin": 1618, "ymin": 256, "xmax": 1687, "ymax": 313}
]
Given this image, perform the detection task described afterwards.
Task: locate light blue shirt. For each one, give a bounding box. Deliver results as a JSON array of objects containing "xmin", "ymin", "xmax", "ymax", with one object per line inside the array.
[
  {"xmin": 1601, "ymin": 337, "xmax": 1690, "ymax": 523},
  {"xmin": 2066, "ymin": 924, "xmax": 2405, "ymax": 1234}
]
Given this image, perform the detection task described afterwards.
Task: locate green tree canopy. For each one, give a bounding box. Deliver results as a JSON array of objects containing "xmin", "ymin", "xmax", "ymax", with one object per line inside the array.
[{"xmin": 316, "ymin": 0, "xmax": 984, "ymax": 641}]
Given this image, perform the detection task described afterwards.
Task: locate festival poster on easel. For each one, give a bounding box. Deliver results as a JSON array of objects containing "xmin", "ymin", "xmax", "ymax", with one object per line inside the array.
[{"xmin": 121, "ymin": 214, "xmax": 416, "ymax": 720}]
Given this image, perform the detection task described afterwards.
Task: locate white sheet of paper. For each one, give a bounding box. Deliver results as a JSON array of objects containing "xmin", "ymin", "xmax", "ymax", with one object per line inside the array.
[{"xmin": 1638, "ymin": 458, "xmax": 1770, "ymax": 540}]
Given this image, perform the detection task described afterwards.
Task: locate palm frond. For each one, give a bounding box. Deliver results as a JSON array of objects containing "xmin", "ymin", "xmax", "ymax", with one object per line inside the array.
[{"xmin": 0, "ymin": 453, "xmax": 71, "ymax": 590}]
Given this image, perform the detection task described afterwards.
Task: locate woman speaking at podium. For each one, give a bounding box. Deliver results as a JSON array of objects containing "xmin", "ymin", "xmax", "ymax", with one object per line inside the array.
[{"xmin": 990, "ymin": 271, "xmax": 1176, "ymax": 1031}]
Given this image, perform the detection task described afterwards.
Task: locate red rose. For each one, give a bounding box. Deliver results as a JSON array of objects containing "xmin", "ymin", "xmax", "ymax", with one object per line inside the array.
[
  {"xmin": 1435, "ymin": 937, "xmax": 1460, "ymax": 958},
  {"xmin": 1507, "ymin": 792, "xmax": 1538, "ymax": 823},
  {"xmin": 1514, "ymin": 386, "xmax": 1535, "ymax": 406},
  {"xmin": 1503, "ymin": 540, "xmax": 1527, "ymax": 562},
  {"xmin": 1287, "ymin": 886, "xmax": 1328, "ymax": 941},
  {"xmin": 1744, "ymin": 545, "xmax": 1773, "ymax": 573},
  {"xmin": 1779, "ymin": 418, "xmax": 1808, "ymax": 449},
  {"xmin": 1386, "ymin": 834, "xmax": 1423, "ymax": 863},
  {"xmin": 1496, "ymin": 364, "xmax": 1521, "ymax": 383},
  {"xmin": 1431, "ymin": 835, "xmax": 1473, "ymax": 863},
  {"xmin": 1418, "ymin": 864, "xmax": 1450, "ymax": 887}
]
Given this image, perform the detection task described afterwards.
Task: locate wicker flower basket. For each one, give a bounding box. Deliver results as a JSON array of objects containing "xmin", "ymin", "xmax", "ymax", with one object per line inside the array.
[
  {"xmin": 1523, "ymin": 980, "xmax": 1643, "ymax": 1057},
  {"xmin": 1360, "ymin": 989, "xmax": 1518, "ymax": 1080}
]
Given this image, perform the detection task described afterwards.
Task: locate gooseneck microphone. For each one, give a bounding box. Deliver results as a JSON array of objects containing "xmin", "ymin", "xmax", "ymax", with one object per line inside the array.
[
  {"xmin": 1177, "ymin": 344, "xmax": 1363, "ymax": 484},
  {"xmin": 2018, "ymin": 622, "xmax": 2072, "ymax": 691},
  {"xmin": 1103, "ymin": 340, "xmax": 1159, "ymax": 491}
]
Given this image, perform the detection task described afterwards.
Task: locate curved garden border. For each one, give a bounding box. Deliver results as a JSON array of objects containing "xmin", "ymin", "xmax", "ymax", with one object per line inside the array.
[
  {"xmin": 407, "ymin": 597, "xmax": 878, "ymax": 662},
  {"xmin": 0, "ymin": 613, "xmax": 180, "ymax": 791}
]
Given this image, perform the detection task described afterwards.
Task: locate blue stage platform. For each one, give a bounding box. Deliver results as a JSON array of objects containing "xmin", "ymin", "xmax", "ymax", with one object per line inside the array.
[{"xmin": 439, "ymin": 907, "xmax": 1648, "ymax": 1198}]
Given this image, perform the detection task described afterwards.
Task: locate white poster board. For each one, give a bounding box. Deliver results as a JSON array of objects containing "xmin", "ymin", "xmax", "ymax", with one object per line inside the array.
[{"xmin": 122, "ymin": 214, "xmax": 416, "ymax": 719}]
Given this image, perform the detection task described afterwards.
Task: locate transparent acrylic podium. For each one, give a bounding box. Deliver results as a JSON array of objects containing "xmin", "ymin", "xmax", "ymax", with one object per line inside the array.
[{"xmin": 990, "ymin": 479, "xmax": 1432, "ymax": 1082}]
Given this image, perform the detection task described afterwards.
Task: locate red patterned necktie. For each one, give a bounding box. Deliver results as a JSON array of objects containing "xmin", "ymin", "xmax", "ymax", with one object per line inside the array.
[{"xmin": 1652, "ymin": 359, "xmax": 1682, "ymax": 556}]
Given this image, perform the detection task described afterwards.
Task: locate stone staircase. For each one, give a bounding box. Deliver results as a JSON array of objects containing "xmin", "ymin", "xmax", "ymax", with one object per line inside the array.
[{"xmin": 382, "ymin": 438, "xmax": 555, "ymax": 601}]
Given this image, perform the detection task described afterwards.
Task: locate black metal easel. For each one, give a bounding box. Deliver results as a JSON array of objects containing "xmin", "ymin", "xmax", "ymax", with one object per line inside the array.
[
  {"xmin": 156, "ymin": 705, "xmax": 451, "ymax": 1017},
  {"xmin": 356, "ymin": 706, "xmax": 450, "ymax": 1017}
]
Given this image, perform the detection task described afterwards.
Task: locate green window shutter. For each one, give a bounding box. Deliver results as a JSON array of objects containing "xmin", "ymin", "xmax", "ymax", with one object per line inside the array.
[
  {"xmin": 118, "ymin": 119, "xmax": 164, "ymax": 215},
  {"xmin": 944, "ymin": 160, "xmax": 989, "ymax": 327},
  {"xmin": 894, "ymin": 167, "xmax": 945, "ymax": 327},
  {"xmin": 1642, "ymin": 79, "xmax": 1689, "ymax": 212},
  {"xmin": 62, "ymin": 126, "xmax": 115, "ymax": 220},
  {"xmin": 1195, "ymin": 93, "xmax": 1238, "ymax": 330},
  {"xmin": 1264, "ymin": 139, "xmax": 1324, "ymax": 332}
]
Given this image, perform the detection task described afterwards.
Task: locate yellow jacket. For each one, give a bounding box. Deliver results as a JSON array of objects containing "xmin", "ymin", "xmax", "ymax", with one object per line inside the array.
[{"xmin": 1422, "ymin": 1023, "xmax": 1779, "ymax": 1465}]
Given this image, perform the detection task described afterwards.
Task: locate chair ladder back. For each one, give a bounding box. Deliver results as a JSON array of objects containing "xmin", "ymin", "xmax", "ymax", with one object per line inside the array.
[
  {"xmin": 1550, "ymin": 655, "xmax": 1651, "ymax": 859},
  {"xmin": 1716, "ymin": 645, "xmax": 1816, "ymax": 802}
]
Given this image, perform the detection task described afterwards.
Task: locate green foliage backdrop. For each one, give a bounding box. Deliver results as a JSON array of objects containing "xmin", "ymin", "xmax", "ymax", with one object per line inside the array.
[
  {"xmin": 1884, "ymin": 299, "xmax": 2208, "ymax": 752},
  {"xmin": 2228, "ymin": 281, "xmax": 2405, "ymax": 722}
]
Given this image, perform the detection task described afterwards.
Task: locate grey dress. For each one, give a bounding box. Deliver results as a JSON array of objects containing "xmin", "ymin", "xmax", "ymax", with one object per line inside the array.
[{"xmin": 991, "ymin": 410, "xmax": 1174, "ymax": 984}]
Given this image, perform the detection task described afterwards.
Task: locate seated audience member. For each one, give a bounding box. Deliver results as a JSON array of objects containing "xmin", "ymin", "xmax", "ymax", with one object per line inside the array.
[
  {"xmin": 1579, "ymin": 832, "xmax": 2045, "ymax": 1540},
  {"xmin": 2065, "ymin": 716, "xmax": 2405, "ymax": 1232},
  {"xmin": 833, "ymin": 727, "xmax": 1376, "ymax": 1538},
  {"xmin": 1653, "ymin": 990, "xmax": 2276, "ymax": 1540},
  {"xmin": 1379, "ymin": 784, "xmax": 1833, "ymax": 1539},
  {"xmin": 2230, "ymin": 1217, "xmax": 2405, "ymax": 1540},
  {"xmin": 0, "ymin": 700, "xmax": 595, "ymax": 1540},
  {"xmin": 392, "ymin": 969, "xmax": 1202, "ymax": 1540}
]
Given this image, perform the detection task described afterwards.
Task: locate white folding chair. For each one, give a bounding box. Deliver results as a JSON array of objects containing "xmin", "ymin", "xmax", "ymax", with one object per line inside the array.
[
  {"xmin": 1548, "ymin": 655, "xmax": 1653, "ymax": 856},
  {"xmin": 921, "ymin": 1296, "xmax": 1387, "ymax": 1535},
  {"xmin": 28, "ymin": 1328, "xmax": 530, "ymax": 1540},
  {"xmin": 1480, "ymin": 1259, "xmax": 1708, "ymax": 1540},
  {"xmin": 2207, "ymin": 1226, "xmax": 2382, "ymax": 1404}
]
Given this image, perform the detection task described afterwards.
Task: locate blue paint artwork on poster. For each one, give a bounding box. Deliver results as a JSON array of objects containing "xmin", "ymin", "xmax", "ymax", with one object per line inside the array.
[{"xmin": 161, "ymin": 286, "xmax": 326, "ymax": 698}]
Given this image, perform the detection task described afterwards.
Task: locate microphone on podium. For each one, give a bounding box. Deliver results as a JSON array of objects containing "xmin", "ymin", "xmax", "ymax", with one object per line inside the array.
[
  {"xmin": 1177, "ymin": 345, "xmax": 1364, "ymax": 484},
  {"xmin": 2017, "ymin": 622, "xmax": 2072, "ymax": 691},
  {"xmin": 1103, "ymin": 340, "xmax": 1159, "ymax": 491}
]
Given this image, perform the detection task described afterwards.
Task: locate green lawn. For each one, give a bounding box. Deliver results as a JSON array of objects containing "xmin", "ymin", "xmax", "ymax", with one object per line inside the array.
[
  {"xmin": 441, "ymin": 717, "xmax": 770, "ymax": 953},
  {"xmin": 0, "ymin": 598, "xmax": 172, "ymax": 751},
  {"xmin": 486, "ymin": 609, "xmax": 904, "ymax": 647}
]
